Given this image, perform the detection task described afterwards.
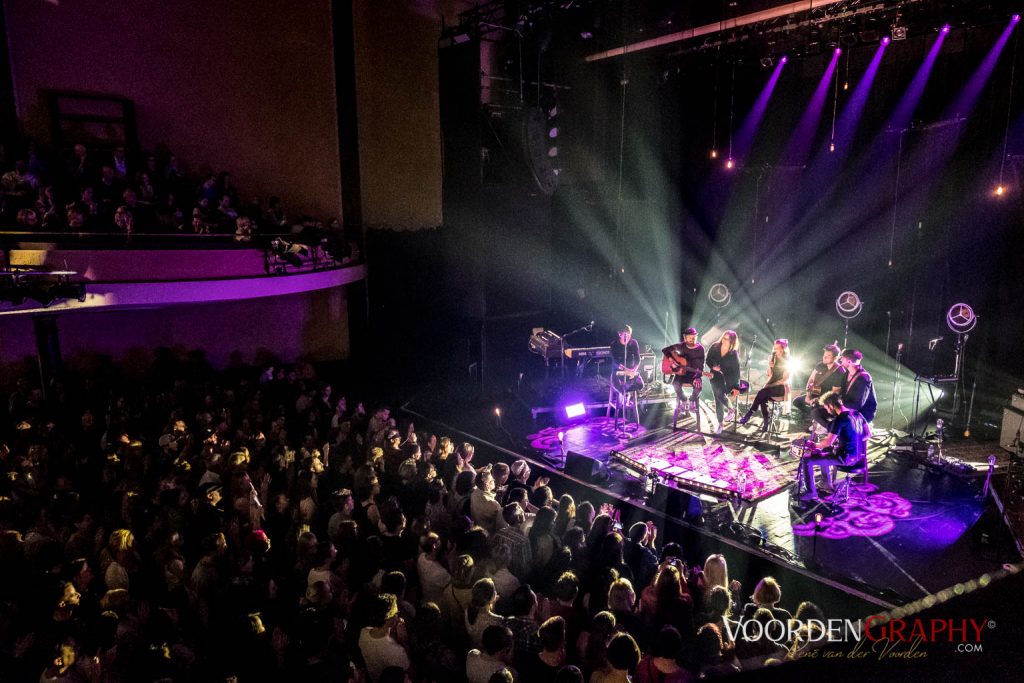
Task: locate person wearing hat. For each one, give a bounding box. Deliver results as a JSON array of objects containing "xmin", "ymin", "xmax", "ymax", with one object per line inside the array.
[
  {"xmin": 793, "ymin": 342, "xmax": 846, "ymax": 422},
  {"xmin": 662, "ymin": 327, "xmax": 707, "ymax": 431}
]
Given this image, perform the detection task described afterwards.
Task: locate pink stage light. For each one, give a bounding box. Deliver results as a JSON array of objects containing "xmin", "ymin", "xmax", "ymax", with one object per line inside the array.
[
  {"xmin": 881, "ymin": 36, "xmax": 891, "ymax": 45},
  {"xmin": 942, "ymin": 25, "xmax": 951, "ymax": 34},
  {"xmin": 835, "ymin": 48, "xmax": 842, "ymax": 55},
  {"xmin": 564, "ymin": 403, "xmax": 586, "ymax": 419}
]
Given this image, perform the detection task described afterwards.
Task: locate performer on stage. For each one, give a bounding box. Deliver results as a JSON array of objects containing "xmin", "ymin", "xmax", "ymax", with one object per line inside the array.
[
  {"xmin": 611, "ymin": 324, "xmax": 644, "ymax": 393},
  {"xmin": 798, "ymin": 393, "xmax": 868, "ymax": 501},
  {"xmin": 662, "ymin": 327, "xmax": 706, "ymax": 431},
  {"xmin": 793, "ymin": 343, "xmax": 845, "ymax": 417},
  {"xmin": 739, "ymin": 339, "xmax": 790, "ymax": 433},
  {"xmin": 705, "ymin": 330, "xmax": 742, "ymax": 432},
  {"xmin": 810, "ymin": 348, "xmax": 876, "ymax": 431}
]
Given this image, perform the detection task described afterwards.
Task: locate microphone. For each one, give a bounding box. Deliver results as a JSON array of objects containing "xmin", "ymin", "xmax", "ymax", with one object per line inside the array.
[{"xmin": 928, "ymin": 336, "xmax": 943, "ymax": 350}]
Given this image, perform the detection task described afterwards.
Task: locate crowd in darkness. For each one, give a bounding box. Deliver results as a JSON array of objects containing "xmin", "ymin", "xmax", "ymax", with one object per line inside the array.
[
  {"xmin": 0, "ymin": 141, "xmax": 355, "ymax": 248},
  {"xmin": 0, "ymin": 352, "xmax": 830, "ymax": 682}
]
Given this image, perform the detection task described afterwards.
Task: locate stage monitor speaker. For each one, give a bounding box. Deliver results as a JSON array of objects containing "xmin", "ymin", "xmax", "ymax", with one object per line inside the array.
[
  {"xmin": 1001, "ymin": 407, "xmax": 1024, "ymax": 454},
  {"xmin": 650, "ymin": 482, "xmax": 703, "ymax": 523},
  {"xmin": 564, "ymin": 451, "xmax": 604, "ymax": 480}
]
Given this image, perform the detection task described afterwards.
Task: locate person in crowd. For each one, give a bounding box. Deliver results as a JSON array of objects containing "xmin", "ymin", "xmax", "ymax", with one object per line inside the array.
[
  {"xmin": 358, "ymin": 593, "xmax": 411, "ymax": 682},
  {"xmin": 740, "ymin": 577, "xmax": 792, "ymax": 623},
  {"xmin": 520, "ymin": 615, "xmax": 567, "ymax": 682},
  {"xmin": 695, "ymin": 623, "xmax": 740, "ymax": 678},
  {"xmin": 635, "ymin": 626, "xmax": 692, "ymax": 683},
  {"xmin": 466, "ymin": 624, "xmax": 516, "ymax": 683},
  {"xmin": 592, "ymin": 632, "xmax": 642, "ymax": 683}
]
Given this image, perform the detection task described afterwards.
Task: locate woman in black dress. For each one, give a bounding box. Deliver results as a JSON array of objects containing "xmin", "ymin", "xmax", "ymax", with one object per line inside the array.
[{"xmin": 739, "ymin": 339, "xmax": 790, "ymax": 433}]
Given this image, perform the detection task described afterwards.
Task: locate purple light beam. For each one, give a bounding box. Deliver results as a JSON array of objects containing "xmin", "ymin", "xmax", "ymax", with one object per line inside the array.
[
  {"xmin": 830, "ymin": 40, "xmax": 888, "ymax": 155},
  {"xmin": 732, "ymin": 58, "xmax": 787, "ymax": 162},
  {"xmin": 884, "ymin": 30, "xmax": 949, "ymax": 133},
  {"xmin": 779, "ymin": 50, "xmax": 841, "ymax": 166},
  {"xmin": 945, "ymin": 17, "xmax": 1019, "ymax": 120}
]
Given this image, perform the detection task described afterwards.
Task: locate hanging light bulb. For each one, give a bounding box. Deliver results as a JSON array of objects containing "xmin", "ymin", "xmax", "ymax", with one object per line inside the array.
[
  {"xmin": 994, "ymin": 184, "xmax": 1006, "ymax": 196},
  {"xmin": 829, "ymin": 141, "xmax": 836, "ymax": 152},
  {"xmin": 710, "ymin": 148, "xmax": 718, "ymax": 159},
  {"xmin": 725, "ymin": 158, "xmax": 734, "ymax": 169}
]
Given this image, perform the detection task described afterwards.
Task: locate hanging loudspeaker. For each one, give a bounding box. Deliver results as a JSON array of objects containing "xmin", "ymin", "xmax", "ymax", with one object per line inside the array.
[
  {"xmin": 708, "ymin": 283, "xmax": 732, "ymax": 308},
  {"xmin": 946, "ymin": 303, "xmax": 977, "ymax": 334},
  {"xmin": 835, "ymin": 291, "xmax": 863, "ymax": 319}
]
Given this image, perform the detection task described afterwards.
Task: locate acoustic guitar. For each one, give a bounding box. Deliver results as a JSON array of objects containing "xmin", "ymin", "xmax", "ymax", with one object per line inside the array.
[{"xmin": 661, "ymin": 350, "xmax": 713, "ymax": 380}]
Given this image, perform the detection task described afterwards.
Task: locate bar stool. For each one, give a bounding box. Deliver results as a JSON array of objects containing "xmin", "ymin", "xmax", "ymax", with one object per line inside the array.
[
  {"xmin": 828, "ymin": 459, "xmax": 869, "ymax": 504},
  {"xmin": 612, "ymin": 385, "xmax": 640, "ymax": 429},
  {"xmin": 673, "ymin": 383, "xmax": 700, "ymax": 431},
  {"xmin": 764, "ymin": 387, "xmax": 791, "ymax": 437}
]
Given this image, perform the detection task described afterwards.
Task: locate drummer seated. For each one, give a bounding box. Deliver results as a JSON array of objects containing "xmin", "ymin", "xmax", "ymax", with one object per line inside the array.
[{"xmin": 798, "ymin": 394, "xmax": 868, "ymax": 501}]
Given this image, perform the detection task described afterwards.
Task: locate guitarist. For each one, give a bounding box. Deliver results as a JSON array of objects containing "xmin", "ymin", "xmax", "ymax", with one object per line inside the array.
[
  {"xmin": 662, "ymin": 327, "xmax": 706, "ymax": 430},
  {"xmin": 810, "ymin": 348, "xmax": 877, "ymax": 431},
  {"xmin": 793, "ymin": 343, "xmax": 845, "ymax": 418},
  {"xmin": 611, "ymin": 324, "xmax": 645, "ymax": 394}
]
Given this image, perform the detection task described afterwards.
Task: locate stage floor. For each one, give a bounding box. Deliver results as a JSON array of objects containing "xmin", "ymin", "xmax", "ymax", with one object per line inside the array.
[{"xmin": 405, "ymin": 386, "xmax": 1020, "ymax": 608}]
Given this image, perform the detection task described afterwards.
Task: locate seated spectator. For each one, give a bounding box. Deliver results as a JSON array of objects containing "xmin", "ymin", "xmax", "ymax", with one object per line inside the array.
[
  {"xmin": 592, "ymin": 632, "xmax": 641, "ymax": 683},
  {"xmin": 358, "ymin": 593, "xmax": 411, "ymax": 682},
  {"xmin": 739, "ymin": 577, "xmax": 792, "ymax": 623},
  {"xmin": 466, "ymin": 577, "xmax": 505, "ymax": 647},
  {"xmin": 113, "ymin": 205, "xmax": 134, "ymax": 235},
  {"xmin": 466, "ymin": 624, "xmax": 517, "ymax": 683},
  {"xmin": 694, "ymin": 623, "xmax": 740, "ymax": 678},
  {"xmin": 635, "ymin": 626, "xmax": 692, "ymax": 683},
  {"xmin": 520, "ymin": 615, "xmax": 567, "ymax": 683}
]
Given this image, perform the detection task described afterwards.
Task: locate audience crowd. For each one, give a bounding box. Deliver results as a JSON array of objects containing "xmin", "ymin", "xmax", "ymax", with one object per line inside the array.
[
  {"xmin": 0, "ymin": 354, "xmax": 830, "ymax": 682},
  {"xmin": 0, "ymin": 140, "xmax": 357, "ymax": 251}
]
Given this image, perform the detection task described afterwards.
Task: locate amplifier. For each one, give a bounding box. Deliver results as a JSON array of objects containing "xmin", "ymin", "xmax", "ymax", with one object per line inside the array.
[{"xmin": 1001, "ymin": 407, "xmax": 1024, "ymax": 454}]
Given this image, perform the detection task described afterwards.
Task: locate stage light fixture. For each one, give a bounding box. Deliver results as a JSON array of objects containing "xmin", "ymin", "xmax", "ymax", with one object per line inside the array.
[
  {"xmin": 829, "ymin": 142, "xmax": 836, "ymax": 152},
  {"xmin": 564, "ymin": 403, "xmax": 586, "ymax": 419},
  {"xmin": 494, "ymin": 407, "xmax": 502, "ymax": 417},
  {"xmin": 882, "ymin": 36, "xmax": 892, "ymax": 45},
  {"xmin": 942, "ymin": 25, "xmax": 951, "ymax": 34},
  {"xmin": 891, "ymin": 27, "xmax": 906, "ymax": 41},
  {"xmin": 994, "ymin": 184, "xmax": 1006, "ymax": 196},
  {"xmin": 834, "ymin": 48, "xmax": 842, "ymax": 56},
  {"xmin": 557, "ymin": 431, "xmax": 564, "ymax": 442},
  {"xmin": 710, "ymin": 148, "xmax": 718, "ymax": 159},
  {"xmin": 760, "ymin": 57, "xmax": 774, "ymax": 68},
  {"xmin": 780, "ymin": 56, "xmax": 788, "ymax": 64},
  {"xmin": 1014, "ymin": 14, "xmax": 1021, "ymax": 24},
  {"xmin": 725, "ymin": 158, "xmax": 734, "ymax": 169},
  {"xmin": 789, "ymin": 356, "xmax": 805, "ymax": 376}
]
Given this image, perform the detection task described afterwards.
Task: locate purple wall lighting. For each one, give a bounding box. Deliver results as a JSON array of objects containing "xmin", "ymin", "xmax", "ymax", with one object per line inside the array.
[
  {"xmin": 829, "ymin": 40, "xmax": 888, "ymax": 157},
  {"xmin": 564, "ymin": 402, "xmax": 586, "ymax": 419}
]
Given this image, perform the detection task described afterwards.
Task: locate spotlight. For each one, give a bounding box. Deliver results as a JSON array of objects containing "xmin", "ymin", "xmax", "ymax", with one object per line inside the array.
[
  {"xmin": 881, "ymin": 36, "xmax": 892, "ymax": 45},
  {"xmin": 994, "ymin": 184, "xmax": 1006, "ymax": 196},
  {"xmin": 789, "ymin": 356, "xmax": 804, "ymax": 376},
  {"xmin": 710, "ymin": 149, "xmax": 718, "ymax": 159},
  {"xmin": 942, "ymin": 24, "xmax": 951, "ymax": 34},
  {"xmin": 891, "ymin": 25, "xmax": 907, "ymax": 40},
  {"xmin": 1014, "ymin": 14, "xmax": 1021, "ymax": 24},
  {"xmin": 494, "ymin": 407, "xmax": 502, "ymax": 417},
  {"xmin": 780, "ymin": 55, "xmax": 788, "ymax": 64},
  {"xmin": 834, "ymin": 47, "xmax": 842, "ymax": 56},
  {"xmin": 548, "ymin": 126, "xmax": 558, "ymax": 139},
  {"xmin": 829, "ymin": 141, "xmax": 836, "ymax": 152},
  {"xmin": 843, "ymin": 81, "xmax": 849, "ymax": 91},
  {"xmin": 725, "ymin": 158, "xmax": 734, "ymax": 170},
  {"xmin": 557, "ymin": 431, "xmax": 565, "ymax": 442},
  {"xmin": 564, "ymin": 403, "xmax": 586, "ymax": 419}
]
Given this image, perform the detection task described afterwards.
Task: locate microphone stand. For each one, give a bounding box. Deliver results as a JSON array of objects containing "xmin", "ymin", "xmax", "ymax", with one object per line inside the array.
[
  {"xmin": 742, "ymin": 334, "xmax": 757, "ymax": 414},
  {"xmin": 888, "ymin": 344, "xmax": 903, "ymax": 435},
  {"xmin": 558, "ymin": 323, "xmax": 592, "ymax": 380}
]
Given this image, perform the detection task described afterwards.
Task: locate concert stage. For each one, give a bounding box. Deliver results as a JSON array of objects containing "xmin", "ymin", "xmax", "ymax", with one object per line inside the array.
[{"xmin": 406, "ymin": 387, "xmax": 1020, "ymax": 612}]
